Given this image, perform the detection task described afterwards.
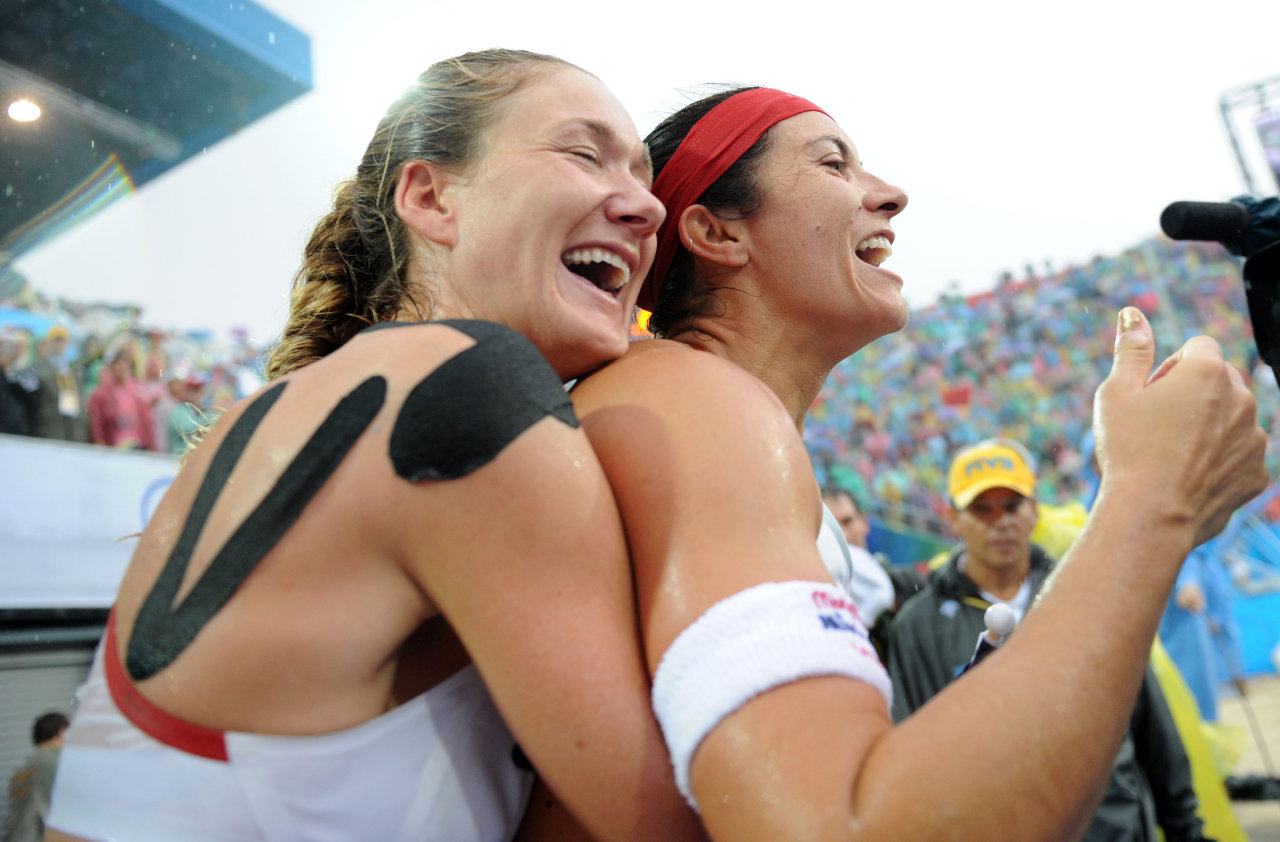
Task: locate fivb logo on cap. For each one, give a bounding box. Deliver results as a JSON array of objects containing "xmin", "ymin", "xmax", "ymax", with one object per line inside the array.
[
  {"xmin": 947, "ymin": 440, "xmax": 1036, "ymax": 510},
  {"xmin": 964, "ymin": 454, "xmax": 1016, "ymax": 476}
]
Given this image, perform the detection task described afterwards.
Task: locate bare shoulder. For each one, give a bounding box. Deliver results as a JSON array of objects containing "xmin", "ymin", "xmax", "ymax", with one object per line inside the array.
[
  {"xmin": 332, "ymin": 319, "xmax": 516, "ymax": 376},
  {"xmin": 574, "ymin": 340, "xmax": 828, "ymax": 656},
  {"xmin": 573, "ymin": 337, "xmax": 798, "ymax": 452},
  {"xmin": 573, "ymin": 339, "xmax": 794, "ymax": 439}
]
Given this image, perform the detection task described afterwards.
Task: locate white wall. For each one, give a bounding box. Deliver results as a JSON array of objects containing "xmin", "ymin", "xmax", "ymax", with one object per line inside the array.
[{"xmin": 0, "ymin": 435, "xmax": 177, "ymax": 609}]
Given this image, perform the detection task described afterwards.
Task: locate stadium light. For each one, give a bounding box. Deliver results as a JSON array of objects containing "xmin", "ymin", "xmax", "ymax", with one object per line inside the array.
[
  {"xmin": 0, "ymin": 59, "xmax": 180, "ymax": 160},
  {"xmin": 7, "ymin": 99, "xmax": 40, "ymax": 122}
]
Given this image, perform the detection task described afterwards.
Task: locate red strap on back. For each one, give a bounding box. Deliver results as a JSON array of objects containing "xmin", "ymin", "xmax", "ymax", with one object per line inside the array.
[{"xmin": 104, "ymin": 609, "xmax": 229, "ymax": 761}]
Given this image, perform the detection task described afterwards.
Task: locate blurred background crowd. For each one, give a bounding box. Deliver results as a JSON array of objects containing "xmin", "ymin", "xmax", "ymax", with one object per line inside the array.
[
  {"xmin": 2, "ymin": 232, "xmax": 1278, "ymax": 544},
  {"xmin": 805, "ymin": 235, "xmax": 1280, "ymax": 539},
  {"xmin": 0, "ymin": 289, "xmax": 265, "ymax": 457}
]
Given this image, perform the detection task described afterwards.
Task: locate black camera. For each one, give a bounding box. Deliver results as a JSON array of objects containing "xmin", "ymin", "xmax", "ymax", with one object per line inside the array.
[{"xmin": 1160, "ymin": 196, "xmax": 1280, "ymax": 371}]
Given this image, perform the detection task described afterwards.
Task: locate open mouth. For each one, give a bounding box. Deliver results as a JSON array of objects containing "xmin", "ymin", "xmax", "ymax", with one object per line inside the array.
[
  {"xmin": 855, "ymin": 235, "xmax": 893, "ymax": 268},
  {"xmin": 562, "ymin": 247, "xmax": 631, "ymax": 295}
]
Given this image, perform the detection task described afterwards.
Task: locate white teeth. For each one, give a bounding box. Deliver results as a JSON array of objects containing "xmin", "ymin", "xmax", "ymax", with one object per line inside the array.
[
  {"xmin": 561, "ymin": 247, "xmax": 632, "ymax": 291},
  {"xmin": 855, "ymin": 235, "xmax": 892, "ymax": 267}
]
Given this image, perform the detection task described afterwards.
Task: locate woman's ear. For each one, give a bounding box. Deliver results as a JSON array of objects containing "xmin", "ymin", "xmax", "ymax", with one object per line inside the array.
[
  {"xmin": 396, "ymin": 161, "xmax": 459, "ymax": 247},
  {"xmin": 680, "ymin": 204, "xmax": 749, "ymax": 269}
]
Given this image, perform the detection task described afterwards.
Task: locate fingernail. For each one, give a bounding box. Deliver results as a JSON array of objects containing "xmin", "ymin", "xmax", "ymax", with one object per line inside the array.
[{"xmin": 1118, "ymin": 307, "xmax": 1141, "ymax": 334}]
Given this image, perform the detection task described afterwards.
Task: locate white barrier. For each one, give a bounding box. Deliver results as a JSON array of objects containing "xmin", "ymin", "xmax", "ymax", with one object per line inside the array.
[{"xmin": 0, "ymin": 434, "xmax": 177, "ymax": 609}]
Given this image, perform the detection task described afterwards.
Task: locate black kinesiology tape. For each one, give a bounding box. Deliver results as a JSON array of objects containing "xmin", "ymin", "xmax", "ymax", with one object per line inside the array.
[
  {"xmin": 389, "ymin": 319, "xmax": 578, "ymax": 482},
  {"xmin": 127, "ymin": 376, "xmax": 386, "ymax": 680}
]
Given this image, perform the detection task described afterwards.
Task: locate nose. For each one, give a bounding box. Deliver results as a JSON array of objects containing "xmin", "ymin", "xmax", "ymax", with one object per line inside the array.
[
  {"xmin": 862, "ymin": 170, "xmax": 908, "ymax": 218},
  {"xmin": 607, "ymin": 175, "xmax": 666, "ymax": 238}
]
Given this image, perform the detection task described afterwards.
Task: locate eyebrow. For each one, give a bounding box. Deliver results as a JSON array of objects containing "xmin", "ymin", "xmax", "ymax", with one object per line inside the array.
[
  {"xmin": 806, "ymin": 133, "xmax": 854, "ymax": 161},
  {"xmin": 573, "ymin": 118, "xmax": 655, "ymax": 181}
]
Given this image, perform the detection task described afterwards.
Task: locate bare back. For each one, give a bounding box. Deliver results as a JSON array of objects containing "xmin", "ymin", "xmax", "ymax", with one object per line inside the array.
[
  {"xmin": 54, "ymin": 319, "xmax": 705, "ymax": 842},
  {"xmin": 112, "ymin": 321, "xmax": 557, "ymax": 735}
]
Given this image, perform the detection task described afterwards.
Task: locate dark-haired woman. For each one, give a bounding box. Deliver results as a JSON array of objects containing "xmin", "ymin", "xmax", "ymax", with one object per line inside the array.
[{"xmin": 570, "ymin": 86, "xmax": 1267, "ymax": 840}]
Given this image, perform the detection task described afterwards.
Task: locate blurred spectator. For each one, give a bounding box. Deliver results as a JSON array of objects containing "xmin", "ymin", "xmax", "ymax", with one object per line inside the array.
[
  {"xmin": 1161, "ymin": 547, "xmax": 1220, "ymax": 723},
  {"xmin": 1159, "ymin": 542, "xmax": 1246, "ymax": 724},
  {"xmin": 165, "ymin": 371, "xmax": 208, "ymax": 457},
  {"xmin": 137, "ymin": 344, "xmax": 174, "ymax": 453},
  {"xmin": 87, "ymin": 344, "xmax": 156, "ymax": 451},
  {"xmin": 820, "ymin": 485, "xmax": 895, "ymax": 627},
  {"xmin": 73, "ymin": 334, "xmax": 106, "ymax": 400},
  {"xmin": 5, "ymin": 711, "xmax": 68, "ymax": 842},
  {"xmin": 0, "ymin": 327, "xmax": 36, "ymax": 435},
  {"xmin": 27, "ymin": 326, "xmax": 88, "ymax": 442},
  {"xmin": 823, "ymin": 484, "xmax": 871, "ymax": 549}
]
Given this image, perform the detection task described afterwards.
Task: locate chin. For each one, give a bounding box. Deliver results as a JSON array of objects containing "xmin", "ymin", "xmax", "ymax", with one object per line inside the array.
[{"xmin": 548, "ymin": 331, "xmax": 629, "ymax": 382}]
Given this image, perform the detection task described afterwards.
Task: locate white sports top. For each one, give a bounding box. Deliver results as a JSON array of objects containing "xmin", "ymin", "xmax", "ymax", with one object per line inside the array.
[
  {"xmin": 818, "ymin": 503, "xmax": 896, "ymax": 626},
  {"xmin": 48, "ymin": 619, "xmax": 533, "ymax": 842}
]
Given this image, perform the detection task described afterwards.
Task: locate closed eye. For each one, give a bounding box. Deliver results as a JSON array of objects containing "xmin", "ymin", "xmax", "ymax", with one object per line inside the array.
[{"xmin": 570, "ymin": 148, "xmax": 601, "ymax": 165}]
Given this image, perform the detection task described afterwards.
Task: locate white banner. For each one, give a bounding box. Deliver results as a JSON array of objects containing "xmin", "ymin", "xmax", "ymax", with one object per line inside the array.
[{"xmin": 0, "ymin": 434, "xmax": 177, "ymax": 609}]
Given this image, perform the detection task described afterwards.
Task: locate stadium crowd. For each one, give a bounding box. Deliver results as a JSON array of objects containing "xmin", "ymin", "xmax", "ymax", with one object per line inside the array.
[
  {"xmin": 2, "ymin": 235, "xmax": 1277, "ymax": 522},
  {"xmin": 806, "ymin": 235, "xmax": 1280, "ymax": 536},
  {"xmin": 0, "ymin": 283, "xmax": 265, "ymax": 455}
]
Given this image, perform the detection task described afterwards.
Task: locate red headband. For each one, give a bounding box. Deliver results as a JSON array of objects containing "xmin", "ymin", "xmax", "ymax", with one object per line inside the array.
[{"xmin": 638, "ymin": 87, "xmax": 828, "ymax": 313}]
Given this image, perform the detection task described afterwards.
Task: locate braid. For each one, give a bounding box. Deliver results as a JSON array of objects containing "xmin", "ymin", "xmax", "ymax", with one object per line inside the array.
[
  {"xmin": 644, "ymin": 86, "xmax": 770, "ymax": 338},
  {"xmin": 266, "ymin": 178, "xmax": 416, "ymax": 380}
]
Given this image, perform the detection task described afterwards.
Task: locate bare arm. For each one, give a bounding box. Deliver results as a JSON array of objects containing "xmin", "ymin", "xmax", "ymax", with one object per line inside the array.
[
  {"xmin": 573, "ymin": 310, "xmax": 1267, "ymax": 841},
  {"xmin": 403, "ymin": 416, "xmax": 704, "ymax": 842},
  {"xmin": 511, "ymin": 777, "xmax": 598, "ymax": 842}
]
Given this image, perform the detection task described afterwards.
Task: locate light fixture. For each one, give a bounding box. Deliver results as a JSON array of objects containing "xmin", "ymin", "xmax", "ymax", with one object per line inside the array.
[{"xmin": 7, "ymin": 98, "xmax": 40, "ymax": 122}]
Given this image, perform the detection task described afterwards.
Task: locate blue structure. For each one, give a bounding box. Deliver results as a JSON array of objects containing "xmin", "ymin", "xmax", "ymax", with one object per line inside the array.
[{"xmin": 0, "ymin": 0, "xmax": 312, "ymax": 258}]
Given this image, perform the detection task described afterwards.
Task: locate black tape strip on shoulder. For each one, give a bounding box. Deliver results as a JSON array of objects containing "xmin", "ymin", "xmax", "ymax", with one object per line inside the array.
[
  {"xmin": 127, "ymin": 376, "xmax": 387, "ymax": 680},
  {"xmin": 390, "ymin": 319, "xmax": 578, "ymax": 482}
]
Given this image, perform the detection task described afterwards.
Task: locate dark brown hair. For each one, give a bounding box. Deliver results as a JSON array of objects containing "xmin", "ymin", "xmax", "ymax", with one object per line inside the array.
[{"xmin": 643, "ymin": 86, "xmax": 773, "ymax": 338}]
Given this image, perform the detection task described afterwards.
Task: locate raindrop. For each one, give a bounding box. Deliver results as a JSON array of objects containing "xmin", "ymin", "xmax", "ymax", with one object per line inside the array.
[{"xmin": 268, "ymin": 31, "xmax": 275, "ymax": 45}]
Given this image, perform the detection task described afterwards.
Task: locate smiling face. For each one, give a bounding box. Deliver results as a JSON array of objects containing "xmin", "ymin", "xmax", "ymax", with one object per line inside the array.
[
  {"xmin": 437, "ymin": 67, "xmax": 665, "ymax": 380},
  {"xmin": 741, "ymin": 111, "xmax": 908, "ymax": 352}
]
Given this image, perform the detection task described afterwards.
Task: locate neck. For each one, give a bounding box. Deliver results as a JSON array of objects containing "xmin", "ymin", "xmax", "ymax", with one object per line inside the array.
[
  {"xmin": 671, "ymin": 294, "xmax": 851, "ymax": 434},
  {"xmin": 961, "ymin": 551, "xmax": 1031, "ymax": 601}
]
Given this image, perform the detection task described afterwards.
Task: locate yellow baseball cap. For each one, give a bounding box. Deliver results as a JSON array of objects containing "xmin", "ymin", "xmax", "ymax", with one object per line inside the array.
[{"xmin": 947, "ymin": 439, "xmax": 1037, "ymax": 509}]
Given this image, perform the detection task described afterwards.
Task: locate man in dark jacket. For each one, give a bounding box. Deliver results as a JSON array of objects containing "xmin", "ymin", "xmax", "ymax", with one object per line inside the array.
[
  {"xmin": 888, "ymin": 438, "xmax": 1207, "ymax": 842},
  {"xmin": 28, "ymin": 326, "xmax": 88, "ymax": 442}
]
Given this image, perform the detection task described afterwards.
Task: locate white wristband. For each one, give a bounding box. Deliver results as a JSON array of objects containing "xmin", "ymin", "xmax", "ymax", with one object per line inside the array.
[{"xmin": 651, "ymin": 580, "xmax": 892, "ymax": 810}]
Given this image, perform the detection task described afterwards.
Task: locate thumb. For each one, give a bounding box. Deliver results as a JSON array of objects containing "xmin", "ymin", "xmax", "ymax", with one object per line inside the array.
[{"xmin": 1107, "ymin": 307, "xmax": 1155, "ymax": 388}]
